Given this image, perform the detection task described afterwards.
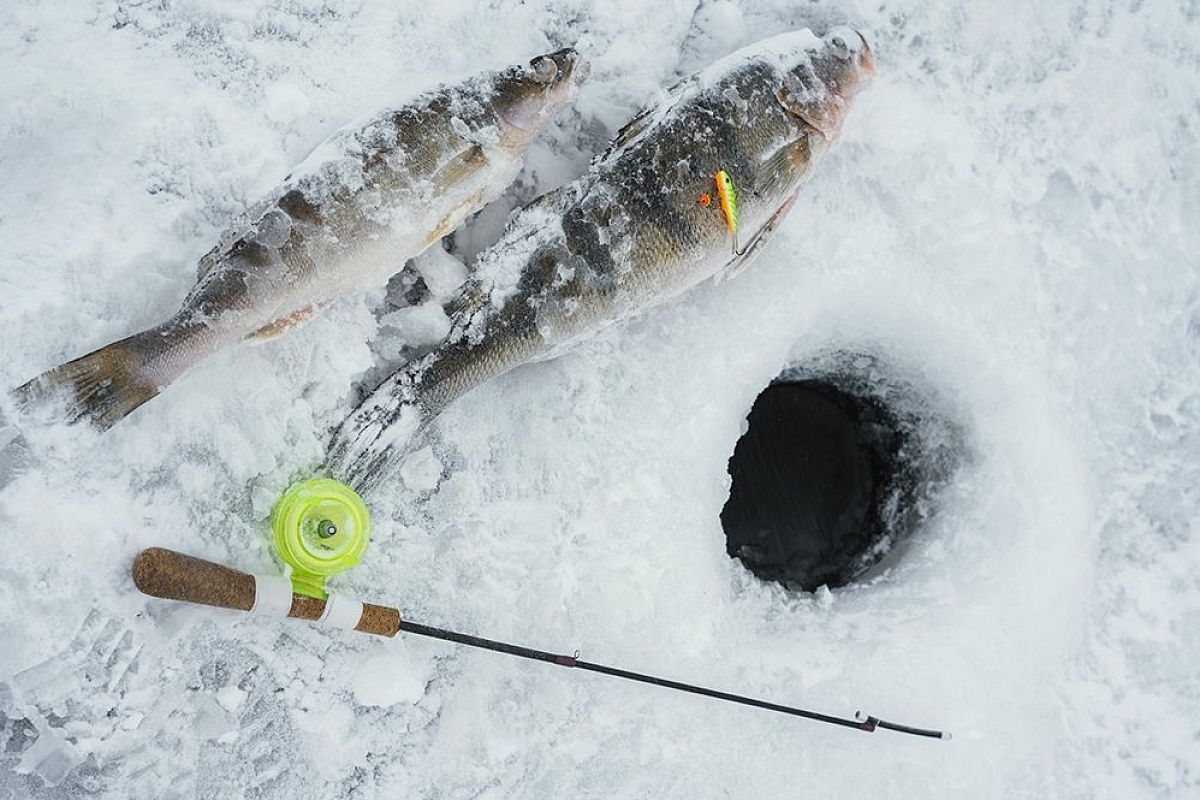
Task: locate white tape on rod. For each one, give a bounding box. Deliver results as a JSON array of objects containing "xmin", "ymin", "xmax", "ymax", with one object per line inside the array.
[
  {"xmin": 250, "ymin": 575, "xmax": 294, "ymax": 617},
  {"xmin": 318, "ymin": 594, "xmax": 364, "ymax": 629}
]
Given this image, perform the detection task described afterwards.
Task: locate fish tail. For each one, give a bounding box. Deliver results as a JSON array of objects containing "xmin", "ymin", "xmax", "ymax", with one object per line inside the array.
[
  {"xmin": 325, "ymin": 359, "xmax": 430, "ymax": 494},
  {"xmin": 327, "ymin": 335, "xmax": 523, "ymax": 493},
  {"xmin": 12, "ymin": 323, "xmax": 197, "ymax": 430}
]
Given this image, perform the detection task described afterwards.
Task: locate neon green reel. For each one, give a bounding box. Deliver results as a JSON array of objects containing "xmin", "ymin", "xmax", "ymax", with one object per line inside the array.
[{"xmin": 270, "ymin": 478, "xmax": 371, "ymax": 599}]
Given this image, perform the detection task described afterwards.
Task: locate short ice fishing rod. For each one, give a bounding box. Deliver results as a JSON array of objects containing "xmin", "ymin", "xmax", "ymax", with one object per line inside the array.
[{"xmin": 131, "ymin": 479, "xmax": 949, "ymax": 740}]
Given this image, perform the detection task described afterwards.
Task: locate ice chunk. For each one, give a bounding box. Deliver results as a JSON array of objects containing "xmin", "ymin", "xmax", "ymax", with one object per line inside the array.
[
  {"xmin": 399, "ymin": 445, "xmax": 442, "ymax": 492},
  {"xmin": 214, "ymin": 685, "xmax": 246, "ymax": 713},
  {"xmin": 13, "ymin": 721, "xmax": 84, "ymax": 787},
  {"xmin": 412, "ymin": 245, "xmax": 469, "ymax": 302},
  {"xmin": 264, "ymin": 81, "xmax": 312, "ymax": 125},
  {"xmin": 379, "ymin": 301, "xmax": 452, "ymax": 347},
  {"xmin": 253, "ymin": 208, "xmax": 293, "ymax": 248},
  {"xmin": 351, "ymin": 652, "xmax": 427, "ymax": 708}
]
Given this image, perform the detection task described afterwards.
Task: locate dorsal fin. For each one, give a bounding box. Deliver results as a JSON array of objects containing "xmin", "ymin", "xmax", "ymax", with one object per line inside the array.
[
  {"xmin": 195, "ymin": 245, "xmax": 224, "ymax": 282},
  {"xmin": 606, "ymin": 106, "xmax": 655, "ymax": 156},
  {"xmin": 601, "ymin": 75, "xmax": 695, "ymax": 159}
]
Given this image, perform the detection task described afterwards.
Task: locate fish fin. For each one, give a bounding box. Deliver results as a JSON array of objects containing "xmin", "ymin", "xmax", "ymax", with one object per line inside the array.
[
  {"xmin": 603, "ymin": 77, "xmax": 694, "ymax": 158},
  {"xmin": 510, "ymin": 185, "xmax": 569, "ymax": 221},
  {"xmin": 606, "ymin": 107, "xmax": 655, "ymax": 156},
  {"xmin": 716, "ymin": 193, "xmax": 798, "ymax": 282},
  {"xmin": 431, "ymin": 144, "xmax": 487, "ymax": 190},
  {"xmin": 424, "ymin": 186, "xmax": 489, "ymax": 248},
  {"xmin": 245, "ymin": 305, "xmax": 321, "ymax": 343},
  {"xmin": 196, "ymin": 246, "xmax": 223, "ymax": 282},
  {"xmin": 11, "ymin": 331, "xmax": 166, "ymax": 430},
  {"xmin": 756, "ymin": 139, "xmax": 813, "ymax": 199}
]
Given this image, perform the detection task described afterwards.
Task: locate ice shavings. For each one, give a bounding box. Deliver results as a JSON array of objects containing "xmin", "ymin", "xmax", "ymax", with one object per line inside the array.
[{"xmin": 351, "ymin": 652, "xmax": 429, "ymax": 708}]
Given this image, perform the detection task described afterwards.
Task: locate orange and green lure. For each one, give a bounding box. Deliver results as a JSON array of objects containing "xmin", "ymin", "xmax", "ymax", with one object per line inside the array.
[
  {"xmin": 696, "ymin": 170, "xmax": 744, "ymax": 254},
  {"xmin": 714, "ymin": 170, "xmax": 743, "ymax": 255}
]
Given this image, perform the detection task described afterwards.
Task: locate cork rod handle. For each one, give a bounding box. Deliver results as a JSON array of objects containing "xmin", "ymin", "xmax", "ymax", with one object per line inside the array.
[
  {"xmin": 133, "ymin": 547, "xmax": 256, "ymax": 610},
  {"xmin": 132, "ymin": 547, "xmax": 402, "ymax": 637}
]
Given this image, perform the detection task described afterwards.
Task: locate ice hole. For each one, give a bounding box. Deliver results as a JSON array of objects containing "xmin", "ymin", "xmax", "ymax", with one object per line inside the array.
[{"xmin": 721, "ymin": 352, "xmax": 962, "ymax": 591}]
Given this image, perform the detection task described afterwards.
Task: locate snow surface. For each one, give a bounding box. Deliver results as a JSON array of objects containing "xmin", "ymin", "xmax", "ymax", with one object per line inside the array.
[{"xmin": 1, "ymin": 0, "xmax": 1198, "ymax": 797}]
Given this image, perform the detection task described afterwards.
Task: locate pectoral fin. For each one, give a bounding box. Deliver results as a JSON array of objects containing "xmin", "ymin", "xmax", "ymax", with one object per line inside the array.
[
  {"xmin": 756, "ymin": 139, "xmax": 813, "ymax": 199},
  {"xmin": 246, "ymin": 305, "xmax": 323, "ymax": 343},
  {"xmin": 431, "ymin": 144, "xmax": 488, "ymax": 191},
  {"xmin": 424, "ymin": 186, "xmax": 489, "ymax": 248}
]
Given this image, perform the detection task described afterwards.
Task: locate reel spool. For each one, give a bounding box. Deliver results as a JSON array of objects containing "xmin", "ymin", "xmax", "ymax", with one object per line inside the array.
[{"xmin": 270, "ymin": 478, "xmax": 371, "ymax": 599}]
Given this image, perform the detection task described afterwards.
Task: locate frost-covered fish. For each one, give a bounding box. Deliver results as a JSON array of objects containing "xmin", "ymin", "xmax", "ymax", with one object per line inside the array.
[
  {"xmin": 329, "ymin": 29, "xmax": 875, "ymax": 491},
  {"xmin": 14, "ymin": 48, "xmax": 586, "ymax": 430}
]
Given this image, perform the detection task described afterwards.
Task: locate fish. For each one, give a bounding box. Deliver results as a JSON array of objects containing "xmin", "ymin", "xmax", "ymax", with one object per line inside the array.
[
  {"xmin": 13, "ymin": 48, "xmax": 587, "ymax": 430},
  {"xmin": 327, "ymin": 28, "xmax": 876, "ymax": 492}
]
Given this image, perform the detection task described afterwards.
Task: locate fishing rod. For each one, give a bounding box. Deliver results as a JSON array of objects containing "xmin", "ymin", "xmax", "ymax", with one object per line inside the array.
[
  {"xmin": 132, "ymin": 479, "xmax": 948, "ymax": 739},
  {"xmin": 132, "ymin": 542, "xmax": 948, "ymax": 740},
  {"xmin": 396, "ymin": 618, "xmax": 947, "ymax": 738}
]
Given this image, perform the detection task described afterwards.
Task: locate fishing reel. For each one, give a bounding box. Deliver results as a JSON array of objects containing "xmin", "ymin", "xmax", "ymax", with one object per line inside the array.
[{"xmin": 269, "ymin": 477, "xmax": 372, "ymax": 599}]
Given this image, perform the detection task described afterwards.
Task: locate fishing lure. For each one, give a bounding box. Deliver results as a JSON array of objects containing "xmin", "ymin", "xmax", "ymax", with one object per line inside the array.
[{"xmin": 714, "ymin": 170, "xmax": 743, "ymax": 255}]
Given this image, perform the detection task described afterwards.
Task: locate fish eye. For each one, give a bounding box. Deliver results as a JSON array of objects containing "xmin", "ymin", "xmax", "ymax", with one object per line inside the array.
[
  {"xmin": 530, "ymin": 56, "xmax": 559, "ymax": 84},
  {"xmin": 830, "ymin": 35, "xmax": 852, "ymax": 60}
]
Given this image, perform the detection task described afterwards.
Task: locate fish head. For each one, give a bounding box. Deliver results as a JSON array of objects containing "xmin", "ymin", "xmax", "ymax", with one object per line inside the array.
[
  {"xmin": 776, "ymin": 27, "xmax": 876, "ymax": 140},
  {"xmin": 490, "ymin": 47, "xmax": 588, "ymax": 150}
]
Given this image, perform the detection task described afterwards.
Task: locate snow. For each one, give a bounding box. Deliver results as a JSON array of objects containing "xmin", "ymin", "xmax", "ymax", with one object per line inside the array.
[
  {"xmin": 264, "ymin": 82, "xmax": 313, "ymax": 126},
  {"xmin": 379, "ymin": 302, "xmax": 453, "ymax": 349},
  {"xmin": 215, "ymin": 685, "xmax": 247, "ymax": 714},
  {"xmin": 352, "ymin": 652, "xmax": 430, "ymax": 708},
  {"xmin": 398, "ymin": 447, "xmax": 444, "ymax": 495},
  {"xmin": 411, "ymin": 246, "xmax": 469, "ymax": 303},
  {"xmin": 1, "ymin": 1, "xmax": 1198, "ymax": 798}
]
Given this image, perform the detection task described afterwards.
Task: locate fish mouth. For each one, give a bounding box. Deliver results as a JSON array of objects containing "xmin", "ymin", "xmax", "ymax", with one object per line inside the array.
[
  {"xmin": 818, "ymin": 26, "xmax": 876, "ymax": 104},
  {"xmin": 821, "ymin": 26, "xmax": 875, "ymax": 76},
  {"xmin": 853, "ymin": 30, "xmax": 877, "ymax": 78},
  {"xmin": 495, "ymin": 47, "xmax": 589, "ymax": 137},
  {"xmin": 539, "ymin": 46, "xmax": 588, "ymax": 89}
]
